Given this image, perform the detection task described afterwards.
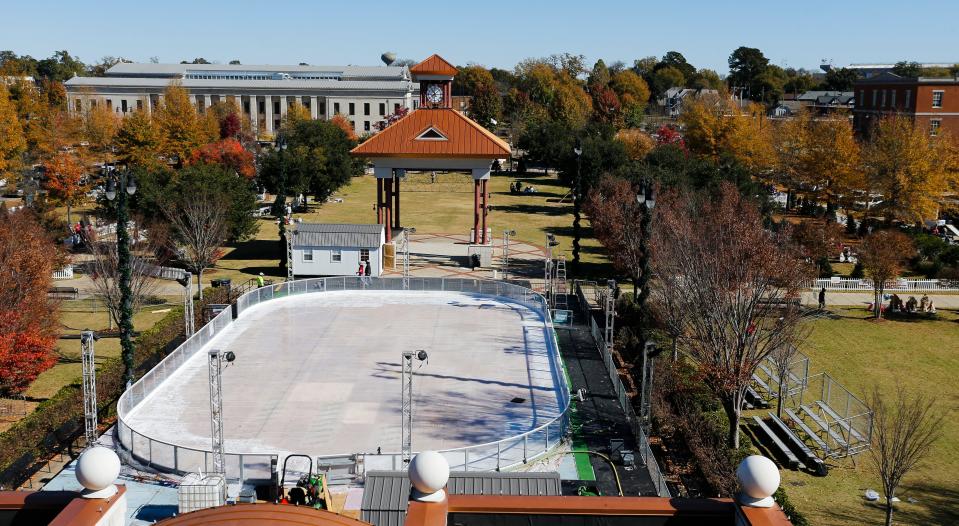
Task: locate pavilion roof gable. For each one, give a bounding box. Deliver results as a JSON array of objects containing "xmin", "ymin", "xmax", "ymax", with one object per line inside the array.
[{"xmin": 351, "ymin": 109, "xmax": 510, "ymax": 159}]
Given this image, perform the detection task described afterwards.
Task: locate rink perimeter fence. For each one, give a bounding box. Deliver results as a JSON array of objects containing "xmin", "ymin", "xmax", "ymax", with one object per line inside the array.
[{"xmin": 116, "ymin": 277, "xmax": 571, "ymax": 485}]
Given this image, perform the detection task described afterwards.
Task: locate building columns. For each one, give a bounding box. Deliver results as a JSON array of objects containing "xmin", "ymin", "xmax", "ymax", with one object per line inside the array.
[
  {"xmin": 393, "ymin": 173, "xmax": 401, "ymax": 229},
  {"xmin": 384, "ymin": 175, "xmax": 393, "ymax": 243},
  {"xmin": 310, "ymin": 96, "xmax": 319, "ymax": 120},
  {"xmin": 280, "ymin": 96, "xmax": 288, "ymax": 121},
  {"xmin": 264, "ymin": 96, "xmax": 274, "ymax": 135},
  {"xmin": 376, "ymin": 178, "xmax": 383, "ymax": 224},
  {"xmin": 481, "ymin": 179, "xmax": 489, "ymax": 245},
  {"xmin": 203, "ymin": 94, "xmax": 212, "ymax": 112},
  {"xmin": 473, "ymin": 180, "xmax": 481, "ymax": 244}
]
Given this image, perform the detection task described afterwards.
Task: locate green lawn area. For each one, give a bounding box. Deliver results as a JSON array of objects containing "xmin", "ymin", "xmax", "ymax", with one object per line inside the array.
[
  {"xmin": 23, "ymin": 298, "xmax": 179, "ymax": 400},
  {"xmin": 209, "ymin": 170, "xmax": 610, "ymax": 284},
  {"xmin": 779, "ymin": 306, "xmax": 959, "ymax": 525}
]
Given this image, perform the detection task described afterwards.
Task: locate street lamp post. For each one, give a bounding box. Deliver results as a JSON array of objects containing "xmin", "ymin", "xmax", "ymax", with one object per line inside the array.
[
  {"xmin": 273, "ymin": 135, "xmax": 289, "ymax": 271},
  {"xmin": 503, "ymin": 229, "xmax": 516, "ymax": 281},
  {"xmin": 639, "ymin": 341, "xmax": 663, "ymax": 435},
  {"xmin": 401, "ymin": 350, "xmax": 428, "ymax": 464},
  {"xmin": 571, "ymin": 145, "xmax": 583, "ymax": 274},
  {"xmin": 635, "ymin": 180, "xmax": 656, "ymax": 336},
  {"xmin": 105, "ymin": 169, "xmax": 137, "ymax": 387}
]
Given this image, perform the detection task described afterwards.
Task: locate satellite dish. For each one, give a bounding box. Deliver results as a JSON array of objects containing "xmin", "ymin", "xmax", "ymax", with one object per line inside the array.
[{"xmin": 382, "ymin": 52, "xmax": 397, "ymax": 66}]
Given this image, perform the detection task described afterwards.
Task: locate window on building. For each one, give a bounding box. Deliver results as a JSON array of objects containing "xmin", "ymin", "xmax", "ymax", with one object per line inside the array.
[
  {"xmin": 891, "ymin": 89, "xmax": 896, "ymax": 108},
  {"xmin": 364, "ymin": 102, "xmax": 370, "ymax": 115},
  {"xmin": 933, "ymin": 90, "xmax": 944, "ymax": 108},
  {"xmin": 331, "ymin": 249, "xmax": 342, "ymax": 262},
  {"xmin": 319, "ymin": 102, "xmax": 326, "ymax": 114},
  {"xmin": 244, "ymin": 101, "xmax": 251, "ymax": 114},
  {"xmin": 360, "ymin": 249, "xmax": 370, "ymax": 262},
  {"xmin": 413, "ymin": 100, "xmax": 419, "ymax": 109},
  {"xmin": 334, "ymin": 102, "xmax": 340, "ymax": 114},
  {"xmin": 75, "ymin": 99, "xmax": 82, "ymax": 112},
  {"xmin": 303, "ymin": 250, "xmax": 313, "ymax": 262},
  {"xmin": 931, "ymin": 119, "xmax": 942, "ymax": 136},
  {"xmin": 90, "ymin": 100, "xmax": 97, "ymax": 108},
  {"xmin": 881, "ymin": 89, "xmax": 887, "ymax": 108},
  {"xmin": 872, "ymin": 90, "xmax": 877, "ymax": 107},
  {"xmin": 394, "ymin": 103, "xmax": 400, "ymax": 113},
  {"xmin": 364, "ymin": 121, "xmax": 370, "ymax": 131},
  {"xmin": 274, "ymin": 101, "xmax": 281, "ymax": 114},
  {"xmin": 858, "ymin": 90, "xmax": 864, "ymax": 107},
  {"xmin": 905, "ymin": 90, "xmax": 912, "ymax": 109},
  {"xmin": 106, "ymin": 99, "xmax": 113, "ymax": 110},
  {"xmin": 349, "ymin": 103, "xmax": 355, "ymax": 115},
  {"xmin": 136, "ymin": 99, "xmax": 143, "ymax": 111},
  {"xmin": 379, "ymin": 102, "xmax": 386, "ymax": 115},
  {"xmin": 259, "ymin": 101, "xmax": 265, "ymax": 114},
  {"xmin": 121, "ymin": 100, "xmax": 128, "ymax": 113}
]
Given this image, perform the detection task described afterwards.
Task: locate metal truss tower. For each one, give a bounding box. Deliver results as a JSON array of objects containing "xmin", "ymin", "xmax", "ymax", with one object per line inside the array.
[
  {"xmin": 401, "ymin": 350, "xmax": 427, "ymax": 464},
  {"xmin": 81, "ymin": 331, "xmax": 98, "ymax": 446}
]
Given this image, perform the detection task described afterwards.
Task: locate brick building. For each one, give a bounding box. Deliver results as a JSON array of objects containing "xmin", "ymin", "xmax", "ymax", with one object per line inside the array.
[{"xmin": 853, "ymin": 72, "xmax": 959, "ymax": 140}]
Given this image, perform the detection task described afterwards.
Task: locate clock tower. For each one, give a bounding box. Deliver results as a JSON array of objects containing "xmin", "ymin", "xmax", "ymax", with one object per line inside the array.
[{"xmin": 409, "ymin": 54, "xmax": 456, "ymax": 109}]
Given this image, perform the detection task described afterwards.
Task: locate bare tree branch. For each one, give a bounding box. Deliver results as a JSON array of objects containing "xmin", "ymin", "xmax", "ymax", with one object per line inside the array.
[
  {"xmin": 87, "ymin": 233, "xmax": 163, "ymax": 330},
  {"xmin": 163, "ymin": 188, "xmax": 228, "ymax": 299}
]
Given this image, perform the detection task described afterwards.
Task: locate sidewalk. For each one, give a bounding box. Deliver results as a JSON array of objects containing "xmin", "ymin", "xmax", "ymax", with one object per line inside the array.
[{"xmin": 801, "ymin": 290, "xmax": 959, "ymax": 309}]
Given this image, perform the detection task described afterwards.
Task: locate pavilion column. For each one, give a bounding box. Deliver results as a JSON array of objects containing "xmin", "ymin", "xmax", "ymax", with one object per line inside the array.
[
  {"xmin": 481, "ymin": 179, "xmax": 489, "ymax": 244},
  {"xmin": 473, "ymin": 180, "xmax": 481, "ymax": 244},
  {"xmin": 393, "ymin": 174, "xmax": 401, "ymax": 229},
  {"xmin": 376, "ymin": 178, "xmax": 383, "ymax": 224},
  {"xmin": 384, "ymin": 176, "xmax": 393, "ymax": 243}
]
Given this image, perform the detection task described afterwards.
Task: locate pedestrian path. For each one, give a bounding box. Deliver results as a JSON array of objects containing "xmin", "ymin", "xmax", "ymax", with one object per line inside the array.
[{"xmin": 801, "ymin": 290, "xmax": 959, "ymax": 309}]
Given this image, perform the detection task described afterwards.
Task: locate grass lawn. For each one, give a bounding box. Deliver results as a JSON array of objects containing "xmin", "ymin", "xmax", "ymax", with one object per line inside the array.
[
  {"xmin": 210, "ymin": 170, "xmax": 610, "ymax": 284},
  {"xmin": 779, "ymin": 306, "xmax": 959, "ymax": 525},
  {"xmin": 23, "ymin": 298, "xmax": 180, "ymax": 400}
]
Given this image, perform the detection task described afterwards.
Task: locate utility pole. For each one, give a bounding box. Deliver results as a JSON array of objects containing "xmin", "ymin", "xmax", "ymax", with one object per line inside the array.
[
  {"xmin": 208, "ymin": 349, "xmax": 236, "ymax": 476},
  {"xmin": 401, "ymin": 350, "xmax": 428, "ymax": 464},
  {"xmin": 81, "ymin": 330, "xmax": 99, "ymax": 447}
]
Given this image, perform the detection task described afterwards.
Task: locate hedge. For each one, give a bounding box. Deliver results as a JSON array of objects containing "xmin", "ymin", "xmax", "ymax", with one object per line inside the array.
[{"xmin": 0, "ymin": 287, "xmax": 230, "ymax": 488}]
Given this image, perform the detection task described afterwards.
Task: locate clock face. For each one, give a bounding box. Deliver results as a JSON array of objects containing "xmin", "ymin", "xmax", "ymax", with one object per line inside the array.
[{"xmin": 426, "ymin": 84, "xmax": 444, "ymax": 104}]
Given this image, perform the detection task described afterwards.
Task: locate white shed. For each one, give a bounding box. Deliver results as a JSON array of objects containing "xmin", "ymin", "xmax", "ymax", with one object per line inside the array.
[{"xmin": 290, "ymin": 223, "xmax": 385, "ymax": 277}]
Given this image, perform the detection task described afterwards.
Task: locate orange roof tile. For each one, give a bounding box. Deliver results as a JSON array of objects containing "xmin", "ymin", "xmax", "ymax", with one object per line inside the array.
[
  {"xmin": 409, "ymin": 54, "xmax": 458, "ymax": 77},
  {"xmin": 351, "ymin": 109, "xmax": 511, "ymax": 159}
]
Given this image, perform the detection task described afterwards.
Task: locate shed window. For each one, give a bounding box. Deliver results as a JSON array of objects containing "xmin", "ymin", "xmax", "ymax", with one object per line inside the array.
[
  {"xmin": 331, "ymin": 249, "xmax": 342, "ymax": 262},
  {"xmin": 303, "ymin": 250, "xmax": 313, "ymax": 262},
  {"xmin": 360, "ymin": 249, "xmax": 370, "ymax": 262}
]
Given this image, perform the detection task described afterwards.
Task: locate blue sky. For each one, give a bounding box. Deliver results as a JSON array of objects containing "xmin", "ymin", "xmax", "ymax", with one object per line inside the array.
[{"xmin": 2, "ymin": 0, "xmax": 957, "ymax": 74}]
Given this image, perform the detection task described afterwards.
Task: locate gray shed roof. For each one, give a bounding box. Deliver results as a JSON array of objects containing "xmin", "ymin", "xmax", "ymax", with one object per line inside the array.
[
  {"xmin": 293, "ymin": 223, "xmax": 384, "ymax": 248},
  {"xmin": 360, "ymin": 471, "xmax": 561, "ymax": 526}
]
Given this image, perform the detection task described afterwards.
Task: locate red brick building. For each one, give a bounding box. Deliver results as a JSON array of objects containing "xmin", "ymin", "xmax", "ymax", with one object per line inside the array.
[{"xmin": 853, "ymin": 72, "xmax": 959, "ymax": 140}]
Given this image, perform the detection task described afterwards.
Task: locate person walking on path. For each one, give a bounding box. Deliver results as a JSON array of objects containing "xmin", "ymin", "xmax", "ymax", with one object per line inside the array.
[
  {"xmin": 256, "ymin": 272, "xmax": 265, "ymax": 288},
  {"xmin": 818, "ymin": 286, "xmax": 827, "ymax": 310}
]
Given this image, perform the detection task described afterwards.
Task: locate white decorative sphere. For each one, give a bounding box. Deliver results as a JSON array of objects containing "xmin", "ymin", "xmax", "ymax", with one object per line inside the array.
[
  {"xmin": 408, "ymin": 451, "xmax": 449, "ymax": 494},
  {"xmin": 736, "ymin": 455, "xmax": 780, "ymax": 499},
  {"xmin": 76, "ymin": 446, "xmax": 121, "ymax": 492}
]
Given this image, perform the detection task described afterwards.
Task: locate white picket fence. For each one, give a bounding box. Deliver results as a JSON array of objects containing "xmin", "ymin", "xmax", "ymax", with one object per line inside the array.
[
  {"xmin": 52, "ymin": 265, "xmax": 74, "ymax": 280},
  {"xmin": 806, "ymin": 277, "xmax": 959, "ymax": 292}
]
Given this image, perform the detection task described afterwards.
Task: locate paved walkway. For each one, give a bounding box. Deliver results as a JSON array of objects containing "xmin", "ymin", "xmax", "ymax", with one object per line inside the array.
[
  {"xmin": 801, "ymin": 290, "xmax": 959, "ymax": 309},
  {"xmin": 555, "ymin": 295, "xmax": 658, "ymax": 497}
]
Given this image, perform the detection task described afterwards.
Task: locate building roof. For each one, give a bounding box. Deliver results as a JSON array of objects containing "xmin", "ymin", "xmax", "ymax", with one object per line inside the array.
[
  {"xmin": 157, "ymin": 504, "xmax": 372, "ymax": 525},
  {"xmin": 351, "ymin": 109, "xmax": 510, "ymax": 159},
  {"xmin": 293, "ymin": 223, "xmax": 384, "ymax": 248},
  {"xmin": 106, "ymin": 62, "xmax": 410, "ymax": 79},
  {"xmin": 854, "ymin": 71, "xmax": 959, "ymax": 84},
  {"xmin": 409, "ymin": 55, "xmax": 458, "ymax": 77},
  {"xmin": 361, "ymin": 471, "xmax": 561, "ymax": 526},
  {"xmin": 64, "ymin": 76, "xmax": 413, "ymax": 92}
]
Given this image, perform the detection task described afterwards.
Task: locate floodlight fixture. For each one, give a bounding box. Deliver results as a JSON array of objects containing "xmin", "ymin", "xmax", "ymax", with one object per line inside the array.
[
  {"xmin": 105, "ymin": 178, "xmax": 116, "ymax": 201},
  {"xmin": 416, "ymin": 350, "xmax": 428, "ymax": 361},
  {"xmin": 176, "ymin": 272, "xmax": 191, "ymax": 288},
  {"xmin": 224, "ymin": 351, "xmax": 236, "ymax": 363}
]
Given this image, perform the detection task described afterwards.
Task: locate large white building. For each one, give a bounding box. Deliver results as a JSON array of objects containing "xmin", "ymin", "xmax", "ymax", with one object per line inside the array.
[{"xmin": 64, "ymin": 62, "xmax": 419, "ymax": 137}]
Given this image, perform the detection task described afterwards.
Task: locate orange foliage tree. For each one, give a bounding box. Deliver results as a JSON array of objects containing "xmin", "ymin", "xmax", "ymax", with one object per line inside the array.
[
  {"xmin": 330, "ymin": 114, "xmax": 358, "ymax": 141},
  {"xmin": 0, "ymin": 209, "xmax": 62, "ymax": 395},
  {"xmin": 43, "ymin": 151, "xmax": 89, "ymax": 225},
  {"xmin": 189, "ymin": 139, "xmax": 255, "ymax": 179}
]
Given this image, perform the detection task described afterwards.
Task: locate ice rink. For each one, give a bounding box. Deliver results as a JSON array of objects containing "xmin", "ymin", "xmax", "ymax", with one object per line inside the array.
[{"xmin": 123, "ymin": 290, "xmax": 563, "ymax": 459}]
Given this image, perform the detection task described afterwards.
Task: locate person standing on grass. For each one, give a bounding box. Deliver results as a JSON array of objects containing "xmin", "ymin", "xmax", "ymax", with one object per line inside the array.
[{"xmin": 818, "ymin": 286, "xmax": 826, "ymax": 310}]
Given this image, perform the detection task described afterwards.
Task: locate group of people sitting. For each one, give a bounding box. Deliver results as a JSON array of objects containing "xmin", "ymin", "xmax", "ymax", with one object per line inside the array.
[
  {"xmin": 509, "ymin": 181, "xmax": 537, "ymax": 194},
  {"xmin": 887, "ymin": 293, "xmax": 936, "ymax": 314}
]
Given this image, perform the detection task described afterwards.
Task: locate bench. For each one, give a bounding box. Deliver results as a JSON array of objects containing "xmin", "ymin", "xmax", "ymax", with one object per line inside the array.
[
  {"xmin": 783, "ymin": 407, "xmax": 829, "ymax": 452},
  {"xmin": 756, "ymin": 297, "xmax": 802, "ymax": 309},
  {"xmin": 752, "ymin": 374, "xmax": 772, "ymax": 396},
  {"xmin": 816, "ymin": 401, "xmax": 866, "ymax": 443},
  {"xmin": 800, "ymin": 405, "xmax": 848, "ymax": 450},
  {"xmin": 751, "ymin": 416, "xmax": 803, "ymax": 470},
  {"xmin": 48, "ymin": 286, "xmax": 79, "ymax": 299},
  {"xmin": 768, "ymin": 412, "xmax": 828, "ymax": 476},
  {"xmin": 746, "ymin": 386, "xmax": 768, "ymax": 409}
]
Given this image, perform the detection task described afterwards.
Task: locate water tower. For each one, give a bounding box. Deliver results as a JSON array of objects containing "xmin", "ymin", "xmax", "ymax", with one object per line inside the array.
[{"xmin": 381, "ymin": 52, "xmax": 396, "ymax": 66}]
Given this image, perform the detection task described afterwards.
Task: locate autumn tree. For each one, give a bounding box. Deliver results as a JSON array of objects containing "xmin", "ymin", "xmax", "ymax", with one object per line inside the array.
[
  {"xmin": 615, "ymin": 129, "xmax": 656, "ymax": 161},
  {"xmin": 791, "ymin": 220, "xmax": 845, "ymax": 276},
  {"xmin": 155, "ymin": 82, "xmax": 204, "ymax": 166},
  {"xmin": 863, "ymin": 115, "xmax": 959, "ymax": 223},
  {"xmin": 0, "ymin": 85, "xmax": 26, "ymax": 178},
  {"xmin": 858, "ymin": 230, "xmax": 915, "ymax": 319},
  {"xmin": 114, "ymin": 109, "xmax": 162, "ymax": 169},
  {"xmin": 163, "ymin": 188, "xmax": 228, "ymax": 298},
  {"xmin": 82, "ymin": 103, "xmax": 120, "ymax": 159},
  {"xmin": 189, "ymin": 138, "xmax": 255, "ymax": 179},
  {"xmin": 868, "ymin": 387, "xmax": 944, "ymax": 526},
  {"xmin": 651, "ymin": 184, "xmax": 810, "ymax": 448},
  {"xmin": 680, "ymin": 98, "xmax": 775, "ymax": 175},
  {"xmin": 609, "ymin": 70, "xmax": 650, "ymax": 127},
  {"xmin": 0, "ymin": 209, "xmax": 62, "ymax": 395},
  {"xmin": 585, "ymin": 175, "xmax": 649, "ymax": 297},
  {"xmin": 330, "ymin": 114, "xmax": 357, "ymax": 141},
  {"xmin": 42, "ymin": 151, "xmax": 89, "ymax": 225},
  {"xmin": 454, "ymin": 65, "xmax": 501, "ymax": 129}
]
